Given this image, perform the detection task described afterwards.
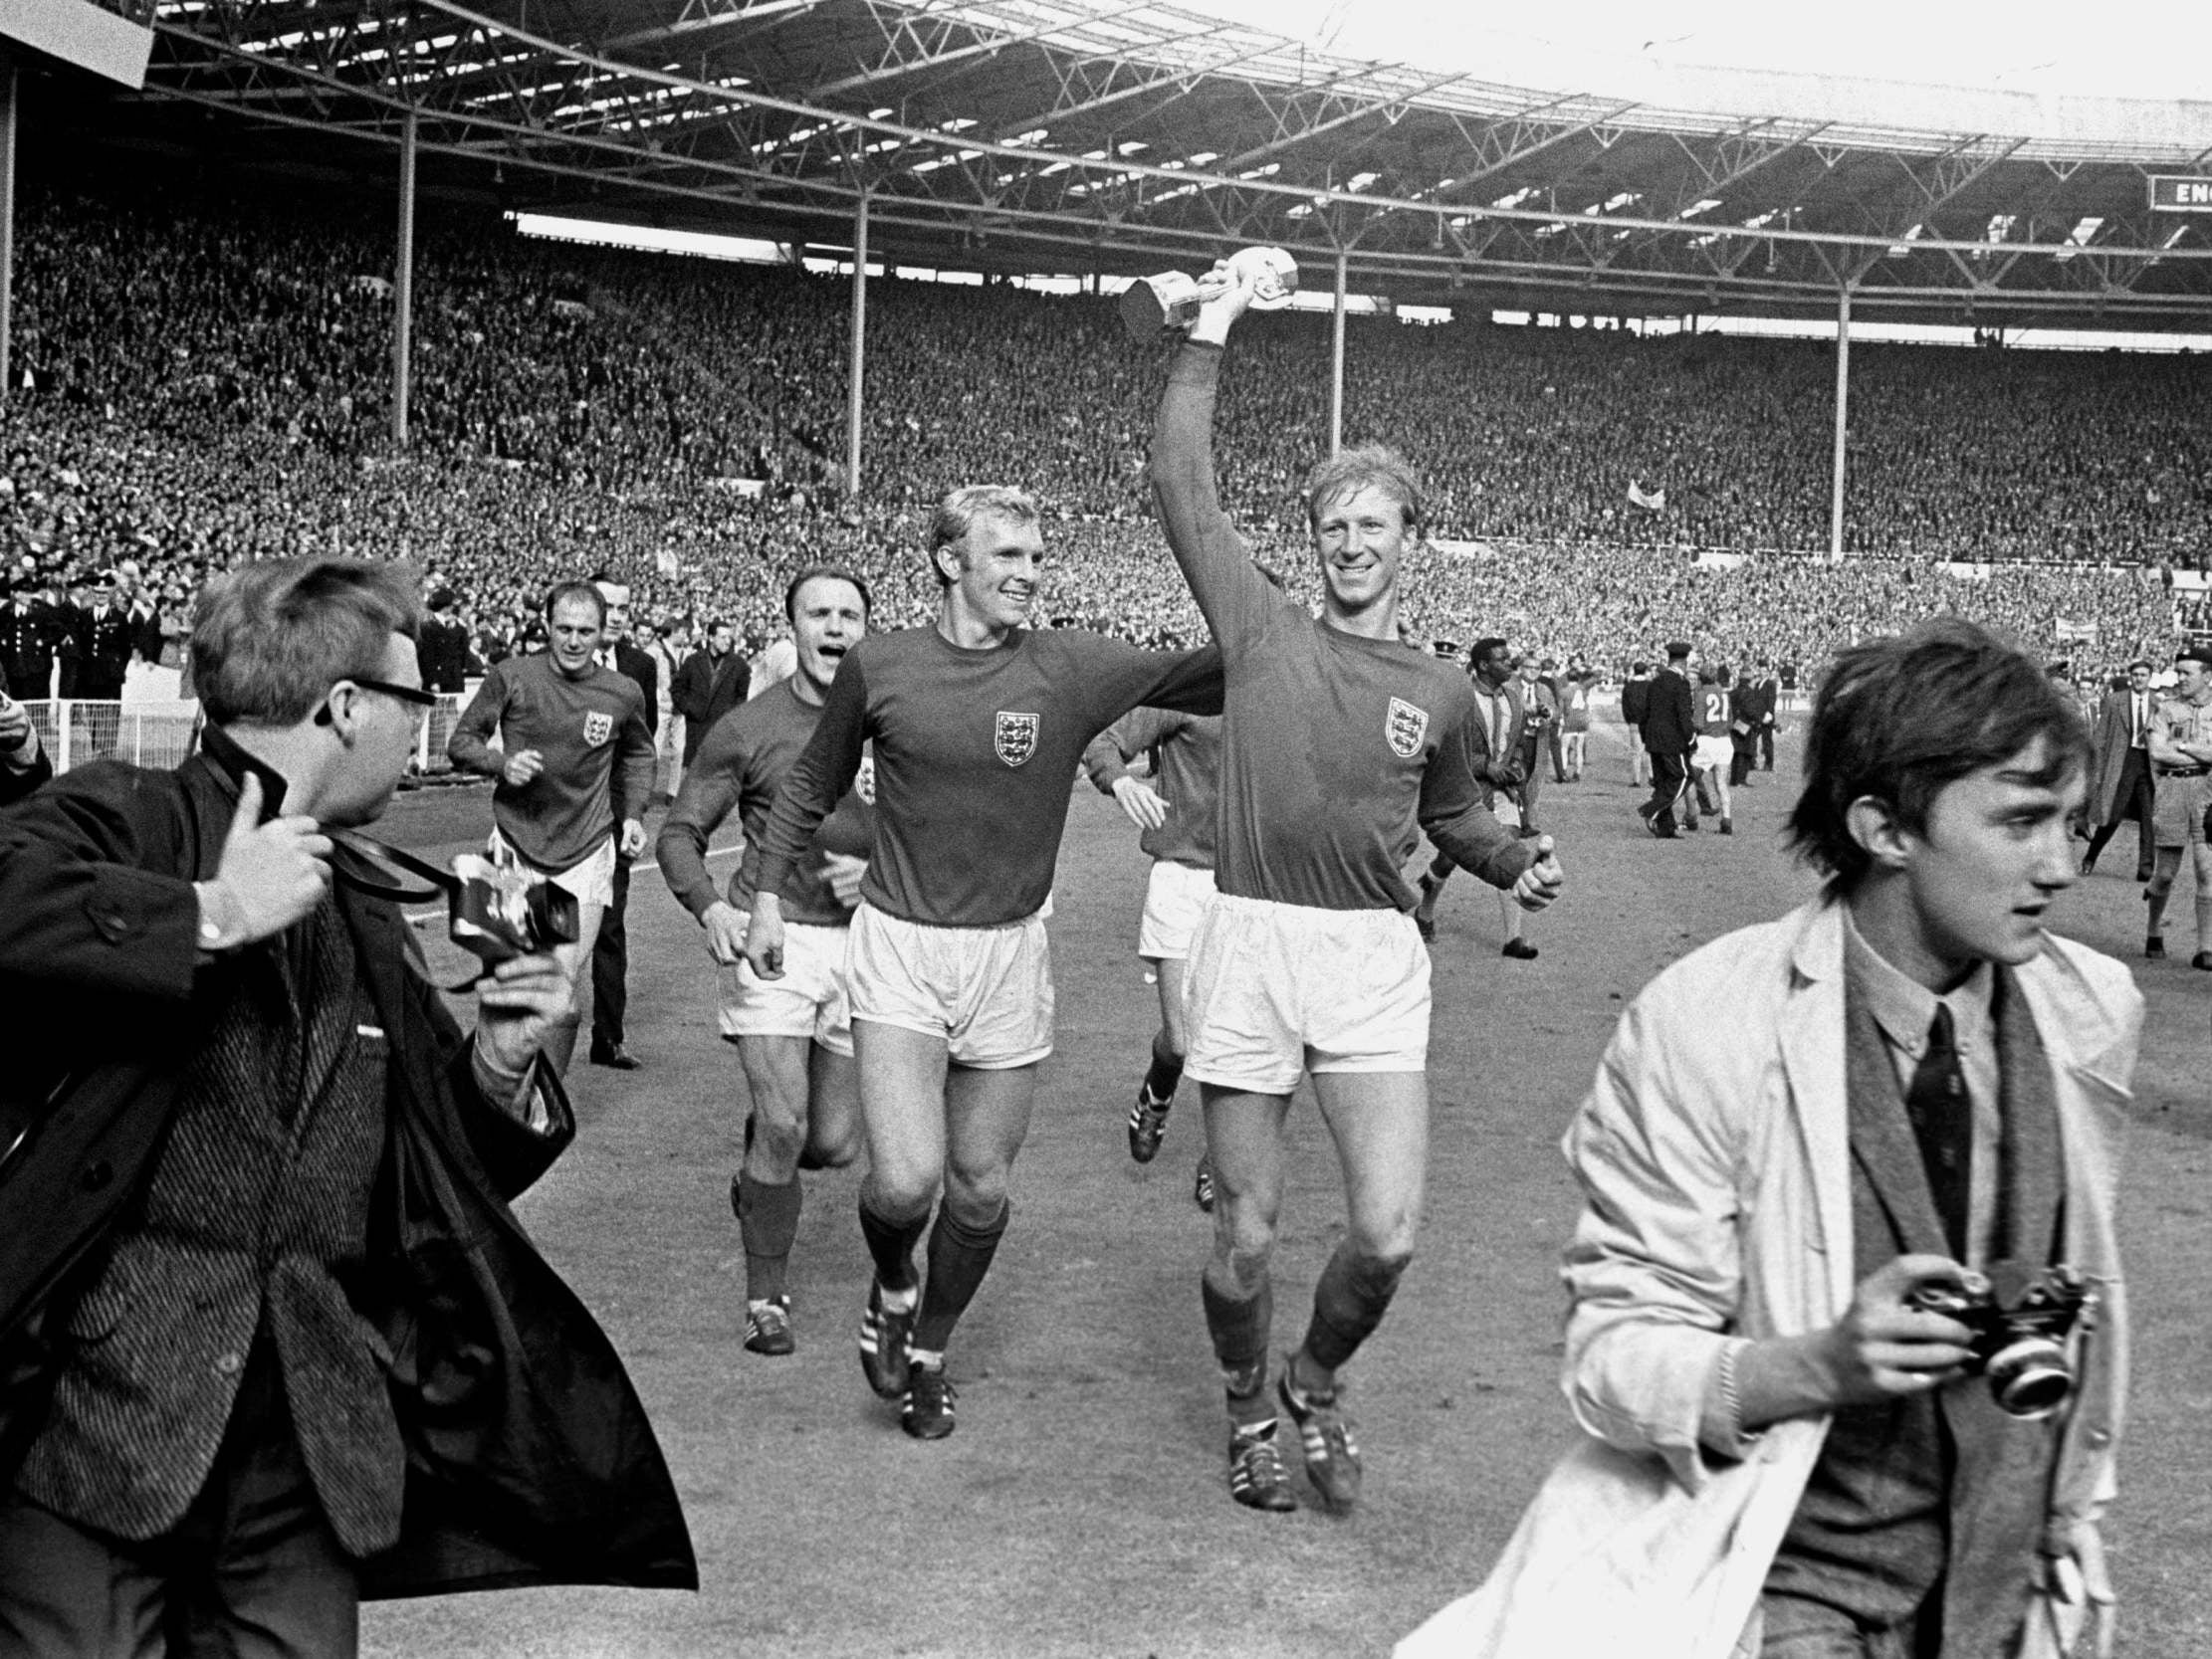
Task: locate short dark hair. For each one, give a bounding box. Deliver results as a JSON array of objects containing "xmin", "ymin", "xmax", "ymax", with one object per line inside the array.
[
  {"xmin": 1787, "ymin": 618, "xmax": 2089, "ymax": 893},
  {"xmin": 784, "ymin": 564, "xmax": 874, "ymax": 624},
  {"xmin": 1468, "ymin": 636, "xmax": 1509, "ymax": 669},
  {"xmin": 192, "ymin": 558, "xmax": 422, "ymax": 726},
  {"xmin": 544, "ymin": 580, "xmax": 606, "ymax": 624}
]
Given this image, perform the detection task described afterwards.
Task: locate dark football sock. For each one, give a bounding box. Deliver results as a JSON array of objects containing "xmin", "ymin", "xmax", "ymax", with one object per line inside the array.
[
  {"xmin": 911, "ymin": 1200, "xmax": 1009, "ymax": 1352},
  {"xmin": 1300, "ymin": 1246, "xmax": 1411, "ymax": 1376},
  {"xmin": 858, "ymin": 1195, "xmax": 929, "ymax": 1295},
  {"xmin": 736, "ymin": 1173, "xmax": 802, "ymax": 1304},
  {"xmin": 1203, "ymin": 1273, "xmax": 1275, "ymax": 1428},
  {"xmin": 1143, "ymin": 1029, "xmax": 1185, "ymax": 1104}
]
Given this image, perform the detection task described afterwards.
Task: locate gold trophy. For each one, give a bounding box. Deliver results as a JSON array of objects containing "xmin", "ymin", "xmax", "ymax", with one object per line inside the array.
[{"xmin": 1119, "ymin": 247, "xmax": 1299, "ymax": 341}]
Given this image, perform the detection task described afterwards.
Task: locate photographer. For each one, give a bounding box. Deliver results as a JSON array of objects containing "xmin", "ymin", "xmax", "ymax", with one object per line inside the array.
[
  {"xmin": 0, "ymin": 559, "xmax": 692, "ymax": 1650},
  {"xmin": 1404, "ymin": 620, "xmax": 2137, "ymax": 1659}
]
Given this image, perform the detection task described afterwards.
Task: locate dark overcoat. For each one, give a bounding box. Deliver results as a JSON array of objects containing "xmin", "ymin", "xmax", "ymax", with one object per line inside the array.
[{"xmin": 0, "ymin": 739, "xmax": 697, "ymax": 1598}]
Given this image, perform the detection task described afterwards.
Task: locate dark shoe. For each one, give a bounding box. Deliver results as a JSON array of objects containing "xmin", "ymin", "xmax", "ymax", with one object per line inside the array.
[
  {"xmin": 2080, "ymin": 856, "xmax": 2098, "ymax": 876},
  {"xmin": 1128, "ymin": 1086, "xmax": 1172, "ymax": 1163},
  {"xmin": 2146, "ymin": 934, "xmax": 2167, "ymax": 960},
  {"xmin": 1680, "ymin": 819, "xmax": 1700, "ymax": 834},
  {"xmin": 1278, "ymin": 1368, "xmax": 1361, "ymax": 1514},
  {"xmin": 2194, "ymin": 952, "xmax": 2212, "ymax": 971},
  {"xmin": 1228, "ymin": 1423, "xmax": 1298, "ymax": 1513},
  {"xmin": 1718, "ymin": 818, "xmax": 1733, "ymax": 837},
  {"xmin": 744, "ymin": 1296, "xmax": 794, "ymax": 1357},
  {"xmin": 858, "ymin": 1282, "xmax": 915, "ymax": 1399},
  {"xmin": 588, "ymin": 1041, "xmax": 641, "ymax": 1070},
  {"xmin": 1193, "ymin": 1153, "xmax": 1216, "ymax": 1213},
  {"xmin": 2135, "ymin": 869, "xmax": 2155, "ymax": 884},
  {"xmin": 901, "ymin": 1361, "xmax": 958, "ymax": 1440},
  {"xmin": 1501, "ymin": 937, "xmax": 1538, "ymax": 961}
]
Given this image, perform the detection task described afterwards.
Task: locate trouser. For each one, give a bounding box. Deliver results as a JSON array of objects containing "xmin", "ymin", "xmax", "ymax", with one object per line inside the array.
[
  {"xmin": 1642, "ymin": 748, "xmax": 1690, "ymax": 832},
  {"xmin": 1758, "ymin": 723, "xmax": 1777, "ymax": 770},
  {"xmin": 592, "ymin": 851, "xmax": 632, "ymax": 1049},
  {"xmin": 0, "ymin": 1338, "xmax": 359, "ymax": 1659},
  {"xmin": 1546, "ymin": 725, "xmax": 1566, "ymax": 782},
  {"xmin": 2085, "ymin": 749, "xmax": 2155, "ymax": 875},
  {"xmin": 1514, "ymin": 761, "xmax": 1543, "ymax": 834},
  {"xmin": 1730, "ymin": 732, "xmax": 1756, "ymax": 786}
]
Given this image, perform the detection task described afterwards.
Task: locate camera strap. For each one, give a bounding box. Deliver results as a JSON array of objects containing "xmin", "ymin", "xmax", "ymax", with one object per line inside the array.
[{"xmin": 326, "ymin": 828, "xmax": 456, "ymax": 906}]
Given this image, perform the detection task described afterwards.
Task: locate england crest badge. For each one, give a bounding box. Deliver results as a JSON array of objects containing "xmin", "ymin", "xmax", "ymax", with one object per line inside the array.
[
  {"xmin": 995, "ymin": 711, "xmax": 1040, "ymax": 767},
  {"xmin": 582, "ymin": 710, "xmax": 613, "ymax": 746},
  {"xmin": 1386, "ymin": 697, "xmax": 1428, "ymax": 759}
]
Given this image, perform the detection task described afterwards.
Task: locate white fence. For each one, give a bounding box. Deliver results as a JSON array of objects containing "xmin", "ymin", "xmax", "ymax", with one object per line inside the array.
[{"xmin": 23, "ymin": 694, "xmax": 475, "ymax": 778}]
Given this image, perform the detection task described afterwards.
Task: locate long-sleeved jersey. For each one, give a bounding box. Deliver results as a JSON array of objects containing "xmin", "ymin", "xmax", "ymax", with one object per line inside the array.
[
  {"xmin": 1150, "ymin": 341, "xmax": 1533, "ymax": 911},
  {"xmin": 757, "ymin": 624, "xmax": 1221, "ymax": 928},
  {"xmin": 1080, "ymin": 707, "xmax": 1221, "ymax": 871},
  {"xmin": 447, "ymin": 653, "xmax": 654, "ymax": 873},
  {"xmin": 655, "ymin": 678, "xmax": 872, "ymax": 929}
]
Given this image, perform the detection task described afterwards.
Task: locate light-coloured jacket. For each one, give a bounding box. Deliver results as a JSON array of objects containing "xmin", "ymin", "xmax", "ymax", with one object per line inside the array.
[{"xmin": 1401, "ymin": 898, "xmax": 2139, "ymax": 1659}]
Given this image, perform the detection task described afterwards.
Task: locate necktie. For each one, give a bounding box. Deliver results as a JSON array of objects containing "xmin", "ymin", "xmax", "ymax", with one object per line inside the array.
[
  {"xmin": 2133, "ymin": 695, "xmax": 2145, "ymax": 747},
  {"xmin": 1903, "ymin": 1004, "xmax": 1972, "ymax": 1258}
]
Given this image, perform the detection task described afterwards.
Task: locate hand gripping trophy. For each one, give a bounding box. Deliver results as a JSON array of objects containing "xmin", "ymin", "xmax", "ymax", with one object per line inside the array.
[{"xmin": 1119, "ymin": 246, "xmax": 1299, "ymax": 340}]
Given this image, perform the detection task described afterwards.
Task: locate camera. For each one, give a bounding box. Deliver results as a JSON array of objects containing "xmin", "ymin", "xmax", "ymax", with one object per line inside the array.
[
  {"xmin": 1907, "ymin": 1266, "xmax": 2095, "ymax": 1420},
  {"xmin": 448, "ymin": 852, "xmax": 579, "ymax": 967}
]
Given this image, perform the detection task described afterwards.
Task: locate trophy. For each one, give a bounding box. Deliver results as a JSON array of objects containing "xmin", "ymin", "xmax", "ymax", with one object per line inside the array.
[{"xmin": 1119, "ymin": 246, "xmax": 1300, "ymax": 341}]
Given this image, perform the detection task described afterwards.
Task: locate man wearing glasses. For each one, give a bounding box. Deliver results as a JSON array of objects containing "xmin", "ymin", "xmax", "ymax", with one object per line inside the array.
[
  {"xmin": 0, "ymin": 557, "xmax": 693, "ymax": 1653},
  {"xmin": 449, "ymin": 580, "xmax": 657, "ymax": 1075}
]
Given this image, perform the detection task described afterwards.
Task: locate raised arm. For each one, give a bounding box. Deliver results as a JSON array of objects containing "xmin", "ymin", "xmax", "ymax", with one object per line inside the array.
[{"xmin": 1150, "ymin": 273, "xmax": 1279, "ymax": 646}]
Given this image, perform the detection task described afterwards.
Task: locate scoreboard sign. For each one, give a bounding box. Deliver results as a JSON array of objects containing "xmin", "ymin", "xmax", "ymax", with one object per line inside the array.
[{"xmin": 2150, "ymin": 175, "xmax": 2212, "ymax": 212}]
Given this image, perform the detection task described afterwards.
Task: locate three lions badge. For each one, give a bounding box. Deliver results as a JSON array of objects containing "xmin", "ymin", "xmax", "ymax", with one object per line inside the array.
[
  {"xmin": 1386, "ymin": 698, "xmax": 1428, "ymax": 759},
  {"xmin": 582, "ymin": 710, "xmax": 613, "ymax": 747},
  {"xmin": 995, "ymin": 711, "xmax": 1040, "ymax": 767}
]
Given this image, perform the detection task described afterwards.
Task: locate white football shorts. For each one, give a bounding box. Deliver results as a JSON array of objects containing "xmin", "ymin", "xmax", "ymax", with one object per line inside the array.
[
  {"xmin": 1182, "ymin": 893, "xmax": 1430, "ymax": 1096},
  {"xmin": 1138, "ymin": 859, "xmax": 1217, "ymax": 962},
  {"xmin": 845, "ymin": 902, "xmax": 1054, "ymax": 1070},
  {"xmin": 719, "ymin": 914, "xmax": 855, "ymax": 1057}
]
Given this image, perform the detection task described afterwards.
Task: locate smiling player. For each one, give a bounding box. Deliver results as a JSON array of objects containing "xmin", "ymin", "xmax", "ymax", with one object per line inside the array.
[
  {"xmin": 746, "ymin": 486, "xmax": 1220, "ymax": 1440},
  {"xmin": 1149, "ymin": 262, "xmax": 1563, "ymax": 1514}
]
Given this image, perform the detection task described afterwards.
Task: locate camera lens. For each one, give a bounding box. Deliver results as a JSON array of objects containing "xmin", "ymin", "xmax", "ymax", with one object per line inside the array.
[{"xmin": 1984, "ymin": 1338, "xmax": 2074, "ymax": 1419}]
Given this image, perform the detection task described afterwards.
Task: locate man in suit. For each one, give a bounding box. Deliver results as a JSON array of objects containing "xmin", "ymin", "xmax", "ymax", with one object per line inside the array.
[
  {"xmin": 590, "ymin": 588, "xmax": 659, "ymax": 1070},
  {"xmin": 1637, "ymin": 640, "xmax": 1699, "ymax": 838},
  {"xmin": 0, "ymin": 557, "xmax": 693, "ymax": 1651},
  {"xmin": 1402, "ymin": 618, "xmax": 2137, "ymax": 1659},
  {"xmin": 414, "ymin": 586, "xmax": 471, "ymax": 696},
  {"xmin": 1731, "ymin": 659, "xmax": 1774, "ymax": 787},
  {"xmin": 1513, "ymin": 652, "xmax": 1559, "ymax": 835},
  {"xmin": 72, "ymin": 572, "xmax": 136, "ymax": 702},
  {"xmin": 671, "ymin": 619, "xmax": 751, "ymax": 766},
  {"xmin": 1412, "ymin": 636, "xmax": 1539, "ymax": 959},
  {"xmin": 1751, "ymin": 659, "xmax": 1783, "ymax": 772},
  {"xmin": 2082, "ymin": 658, "xmax": 2157, "ymax": 882},
  {"xmin": 1, "ymin": 575, "xmax": 59, "ymax": 700}
]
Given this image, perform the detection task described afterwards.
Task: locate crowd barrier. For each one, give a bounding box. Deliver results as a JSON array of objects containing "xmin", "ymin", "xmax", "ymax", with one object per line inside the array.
[
  {"xmin": 23, "ymin": 694, "xmax": 475, "ymax": 778},
  {"xmin": 22, "ymin": 685, "xmax": 1809, "ymax": 782}
]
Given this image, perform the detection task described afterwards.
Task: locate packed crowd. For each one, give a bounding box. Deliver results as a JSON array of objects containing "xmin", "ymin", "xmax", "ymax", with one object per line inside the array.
[{"xmin": 0, "ymin": 178, "xmax": 2194, "ymax": 696}]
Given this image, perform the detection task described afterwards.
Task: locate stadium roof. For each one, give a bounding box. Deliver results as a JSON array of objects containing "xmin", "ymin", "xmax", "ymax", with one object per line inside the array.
[{"xmin": 129, "ymin": 0, "xmax": 2212, "ymax": 328}]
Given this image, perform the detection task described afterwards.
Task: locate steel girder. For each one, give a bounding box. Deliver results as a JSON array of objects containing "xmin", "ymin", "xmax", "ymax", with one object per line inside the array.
[{"xmin": 134, "ymin": 0, "xmax": 2212, "ymax": 326}]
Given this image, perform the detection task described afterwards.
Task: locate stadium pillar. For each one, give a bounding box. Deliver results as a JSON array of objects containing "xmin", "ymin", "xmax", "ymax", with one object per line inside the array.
[
  {"xmin": 392, "ymin": 109, "xmax": 416, "ymax": 449},
  {"xmin": 1829, "ymin": 283, "xmax": 1852, "ymax": 561},
  {"xmin": 1329, "ymin": 249, "xmax": 1348, "ymax": 458},
  {"xmin": 846, "ymin": 191, "xmax": 869, "ymax": 500},
  {"xmin": 0, "ymin": 63, "xmax": 16, "ymax": 404}
]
